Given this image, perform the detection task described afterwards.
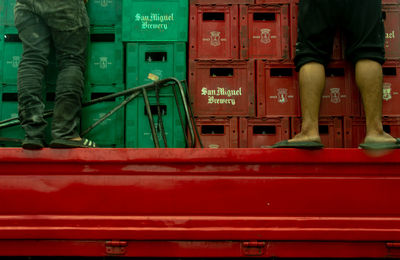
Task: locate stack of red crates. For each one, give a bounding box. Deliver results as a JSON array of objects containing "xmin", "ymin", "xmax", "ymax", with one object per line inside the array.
[
  {"xmin": 188, "ymin": 0, "xmax": 400, "ymax": 148},
  {"xmin": 344, "ymin": 0, "xmax": 400, "ymax": 147}
]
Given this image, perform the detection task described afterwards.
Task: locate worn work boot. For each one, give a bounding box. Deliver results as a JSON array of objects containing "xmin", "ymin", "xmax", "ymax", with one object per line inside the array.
[{"xmin": 22, "ymin": 138, "xmax": 45, "ymax": 150}]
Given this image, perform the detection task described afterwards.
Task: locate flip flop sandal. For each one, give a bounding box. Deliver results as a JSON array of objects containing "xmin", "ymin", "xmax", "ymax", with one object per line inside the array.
[
  {"xmin": 359, "ymin": 138, "xmax": 400, "ymax": 150},
  {"xmin": 270, "ymin": 139, "xmax": 324, "ymax": 149},
  {"xmin": 49, "ymin": 138, "xmax": 96, "ymax": 148}
]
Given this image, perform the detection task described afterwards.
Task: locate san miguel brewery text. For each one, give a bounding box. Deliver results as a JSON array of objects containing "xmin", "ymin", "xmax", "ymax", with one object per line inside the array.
[
  {"xmin": 201, "ymin": 87, "xmax": 243, "ymax": 106},
  {"xmin": 386, "ymin": 30, "xmax": 395, "ymax": 39},
  {"xmin": 135, "ymin": 13, "xmax": 175, "ymax": 30}
]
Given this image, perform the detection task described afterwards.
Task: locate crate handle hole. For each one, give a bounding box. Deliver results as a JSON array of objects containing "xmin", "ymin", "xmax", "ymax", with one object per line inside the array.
[
  {"xmin": 210, "ymin": 68, "xmax": 234, "ymax": 77},
  {"xmin": 253, "ymin": 13, "xmax": 276, "ymax": 21},
  {"xmin": 201, "ymin": 125, "xmax": 224, "ymax": 135},
  {"xmin": 145, "ymin": 52, "xmax": 167, "ymax": 62},
  {"xmin": 253, "ymin": 125, "xmax": 276, "ymax": 135},
  {"xmin": 203, "ymin": 12, "xmax": 225, "ymax": 21}
]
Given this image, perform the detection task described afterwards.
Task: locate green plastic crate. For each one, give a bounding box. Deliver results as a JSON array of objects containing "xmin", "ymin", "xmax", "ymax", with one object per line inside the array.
[
  {"xmin": 0, "ymin": 0, "xmax": 16, "ymax": 26},
  {"xmin": 1, "ymin": 29, "xmax": 22, "ymax": 85},
  {"xmin": 87, "ymin": 0, "xmax": 122, "ymax": 26},
  {"xmin": 125, "ymin": 95, "xmax": 187, "ymax": 148},
  {"xmin": 126, "ymin": 42, "xmax": 187, "ymax": 95},
  {"xmin": 81, "ymin": 86, "xmax": 125, "ymax": 148},
  {"xmin": 122, "ymin": 0, "xmax": 188, "ymax": 42},
  {"xmin": 0, "ymin": 86, "xmax": 24, "ymax": 147},
  {"xmin": 83, "ymin": 83, "xmax": 125, "ymax": 100},
  {"xmin": 87, "ymin": 26, "xmax": 124, "ymax": 85}
]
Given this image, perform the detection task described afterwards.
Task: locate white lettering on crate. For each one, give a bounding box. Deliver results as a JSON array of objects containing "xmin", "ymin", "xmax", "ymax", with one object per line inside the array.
[
  {"xmin": 322, "ymin": 88, "xmax": 346, "ymax": 104},
  {"xmin": 6, "ymin": 56, "xmax": 21, "ymax": 68},
  {"xmin": 201, "ymin": 87, "xmax": 242, "ymax": 106},
  {"xmin": 94, "ymin": 0, "xmax": 112, "ymax": 8},
  {"xmin": 202, "ymin": 31, "xmax": 227, "ymax": 47},
  {"xmin": 383, "ymin": 82, "xmax": 392, "ymax": 101},
  {"xmin": 135, "ymin": 13, "xmax": 175, "ymax": 31},
  {"xmin": 386, "ymin": 30, "xmax": 395, "ymax": 39},
  {"xmin": 253, "ymin": 28, "xmax": 277, "ymax": 44},
  {"xmin": 269, "ymin": 88, "xmax": 294, "ymax": 103},
  {"xmin": 94, "ymin": 57, "xmax": 112, "ymax": 69}
]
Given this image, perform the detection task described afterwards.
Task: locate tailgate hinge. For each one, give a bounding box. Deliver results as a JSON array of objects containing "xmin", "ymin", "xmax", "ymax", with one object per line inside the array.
[
  {"xmin": 105, "ymin": 240, "xmax": 128, "ymax": 256},
  {"xmin": 387, "ymin": 242, "xmax": 400, "ymax": 257},
  {"xmin": 241, "ymin": 241, "xmax": 266, "ymax": 256}
]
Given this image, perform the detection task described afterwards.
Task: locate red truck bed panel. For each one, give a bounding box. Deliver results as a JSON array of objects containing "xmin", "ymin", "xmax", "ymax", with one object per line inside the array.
[{"xmin": 0, "ymin": 148, "xmax": 400, "ymax": 257}]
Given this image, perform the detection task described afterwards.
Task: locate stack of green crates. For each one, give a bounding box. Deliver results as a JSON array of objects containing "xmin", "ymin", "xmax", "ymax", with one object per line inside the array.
[
  {"xmin": 0, "ymin": 0, "xmax": 24, "ymax": 146},
  {"xmin": 82, "ymin": 0, "xmax": 125, "ymax": 148},
  {"xmin": 123, "ymin": 0, "xmax": 189, "ymax": 148}
]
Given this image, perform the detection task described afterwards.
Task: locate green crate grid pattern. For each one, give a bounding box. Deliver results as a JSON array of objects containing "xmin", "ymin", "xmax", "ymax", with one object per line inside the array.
[
  {"xmin": 87, "ymin": 26, "xmax": 124, "ymax": 85},
  {"xmin": 81, "ymin": 84, "xmax": 125, "ymax": 148},
  {"xmin": 126, "ymin": 41, "xmax": 187, "ymax": 95},
  {"xmin": 125, "ymin": 94, "xmax": 187, "ymax": 148},
  {"xmin": 0, "ymin": 85, "xmax": 24, "ymax": 147},
  {"xmin": 87, "ymin": 0, "xmax": 122, "ymax": 26},
  {"xmin": 0, "ymin": 27, "xmax": 22, "ymax": 85},
  {"xmin": 122, "ymin": 0, "xmax": 188, "ymax": 42},
  {"xmin": 0, "ymin": 0, "xmax": 16, "ymax": 26}
]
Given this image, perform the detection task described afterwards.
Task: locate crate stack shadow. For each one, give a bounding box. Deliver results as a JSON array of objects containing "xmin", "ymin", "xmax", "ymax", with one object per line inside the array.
[{"xmin": 188, "ymin": 0, "xmax": 400, "ymax": 148}]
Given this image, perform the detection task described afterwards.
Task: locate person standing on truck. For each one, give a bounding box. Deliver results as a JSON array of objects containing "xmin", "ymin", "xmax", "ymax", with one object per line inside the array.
[
  {"xmin": 15, "ymin": 0, "xmax": 96, "ymax": 149},
  {"xmin": 272, "ymin": 0, "xmax": 400, "ymax": 150}
]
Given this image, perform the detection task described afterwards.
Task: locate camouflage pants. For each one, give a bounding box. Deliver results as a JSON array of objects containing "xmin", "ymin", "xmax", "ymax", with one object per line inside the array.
[{"xmin": 14, "ymin": 0, "xmax": 89, "ymax": 141}]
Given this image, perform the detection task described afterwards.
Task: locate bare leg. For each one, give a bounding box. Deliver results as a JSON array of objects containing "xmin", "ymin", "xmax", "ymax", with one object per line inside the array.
[
  {"xmin": 356, "ymin": 59, "xmax": 396, "ymax": 144},
  {"xmin": 289, "ymin": 62, "xmax": 325, "ymax": 143}
]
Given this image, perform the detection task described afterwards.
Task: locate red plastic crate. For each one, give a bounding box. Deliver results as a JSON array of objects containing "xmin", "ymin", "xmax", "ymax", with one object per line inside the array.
[
  {"xmin": 344, "ymin": 117, "xmax": 400, "ymax": 148},
  {"xmin": 257, "ymin": 61, "xmax": 300, "ymax": 117},
  {"xmin": 382, "ymin": 62, "xmax": 400, "ymax": 116},
  {"xmin": 255, "ymin": 0, "xmax": 291, "ymax": 3},
  {"xmin": 383, "ymin": 5, "xmax": 400, "ymax": 60},
  {"xmin": 291, "ymin": 117, "xmax": 343, "ymax": 148},
  {"xmin": 357, "ymin": 61, "xmax": 400, "ymax": 117},
  {"xmin": 291, "ymin": 2, "xmax": 343, "ymax": 61},
  {"xmin": 191, "ymin": 0, "xmax": 254, "ymax": 3},
  {"xmin": 383, "ymin": 0, "xmax": 400, "ymax": 3},
  {"xmin": 320, "ymin": 62, "xmax": 360, "ymax": 117},
  {"xmin": 239, "ymin": 4, "xmax": 290, "ymax": 60},
  {"xmin": 343, "ymin": 117, "xmax": 365, "ymax": 148},
  {"xmin": 193, "ymin": 117, "xmax": 238, "ymax": 148},
  {"xmin": 239, "ymin": 117, "xmax": 290, "ymax": 148},
  {"xmin": 189, "ymin": 4, "xmax": 239, "ymax": 60},
  {"xmin": 189, "ymin": 60, "xmax": 256, "ymax": 117}
]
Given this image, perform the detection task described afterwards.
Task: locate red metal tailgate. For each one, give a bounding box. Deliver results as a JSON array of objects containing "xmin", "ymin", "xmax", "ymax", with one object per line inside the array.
[{"xmin": 0, "ymin": 148, "xmax": 400, "ymax": 257}]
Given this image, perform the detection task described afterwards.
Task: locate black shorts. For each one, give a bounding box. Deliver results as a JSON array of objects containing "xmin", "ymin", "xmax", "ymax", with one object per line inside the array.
[{"xmin": 294, "ymin": 0, "xmax": 385, "ymax": 71}]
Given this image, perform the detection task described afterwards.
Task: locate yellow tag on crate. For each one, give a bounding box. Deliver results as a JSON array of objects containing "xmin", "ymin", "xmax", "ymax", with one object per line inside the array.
[{"xmin": 148, "ymin": 73, "xmax": 160, "ymax": 81}]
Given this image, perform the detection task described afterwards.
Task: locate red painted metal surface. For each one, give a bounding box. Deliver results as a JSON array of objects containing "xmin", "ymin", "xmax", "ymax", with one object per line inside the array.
[
  {"xmin": 239, "ymin": 4, "xmax": 290, "ymax": 60},
  {"xmin": 239, "ymin": 117, "xmax": 290, "ymax": 148},
  {"xmin": 188, "ymin": 60, "xmax": 255, "ymax": 117},
  {"xmin": 189, "ymin": 4, "xmax": 239, "ymax": 60},
  {"xmin": 1, "ymin": 148, "xmax": 400, "ymax": 257},
  {"xmin": 256, "ymin": 61, "xmax": 300, "ymax": 117}
]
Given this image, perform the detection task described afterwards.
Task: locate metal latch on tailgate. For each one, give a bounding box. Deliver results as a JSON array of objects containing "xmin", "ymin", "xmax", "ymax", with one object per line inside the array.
[
  {"xmin": 387, "ymin": 242, "xmax": 400, "ymax": 257},
  {"xmin": 106, "ymin": 240, "xmax": 128, "ymax": 256},
  {"xmin": 241, "ymin": 241, "xmax": 266, "ymax": 256}
]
